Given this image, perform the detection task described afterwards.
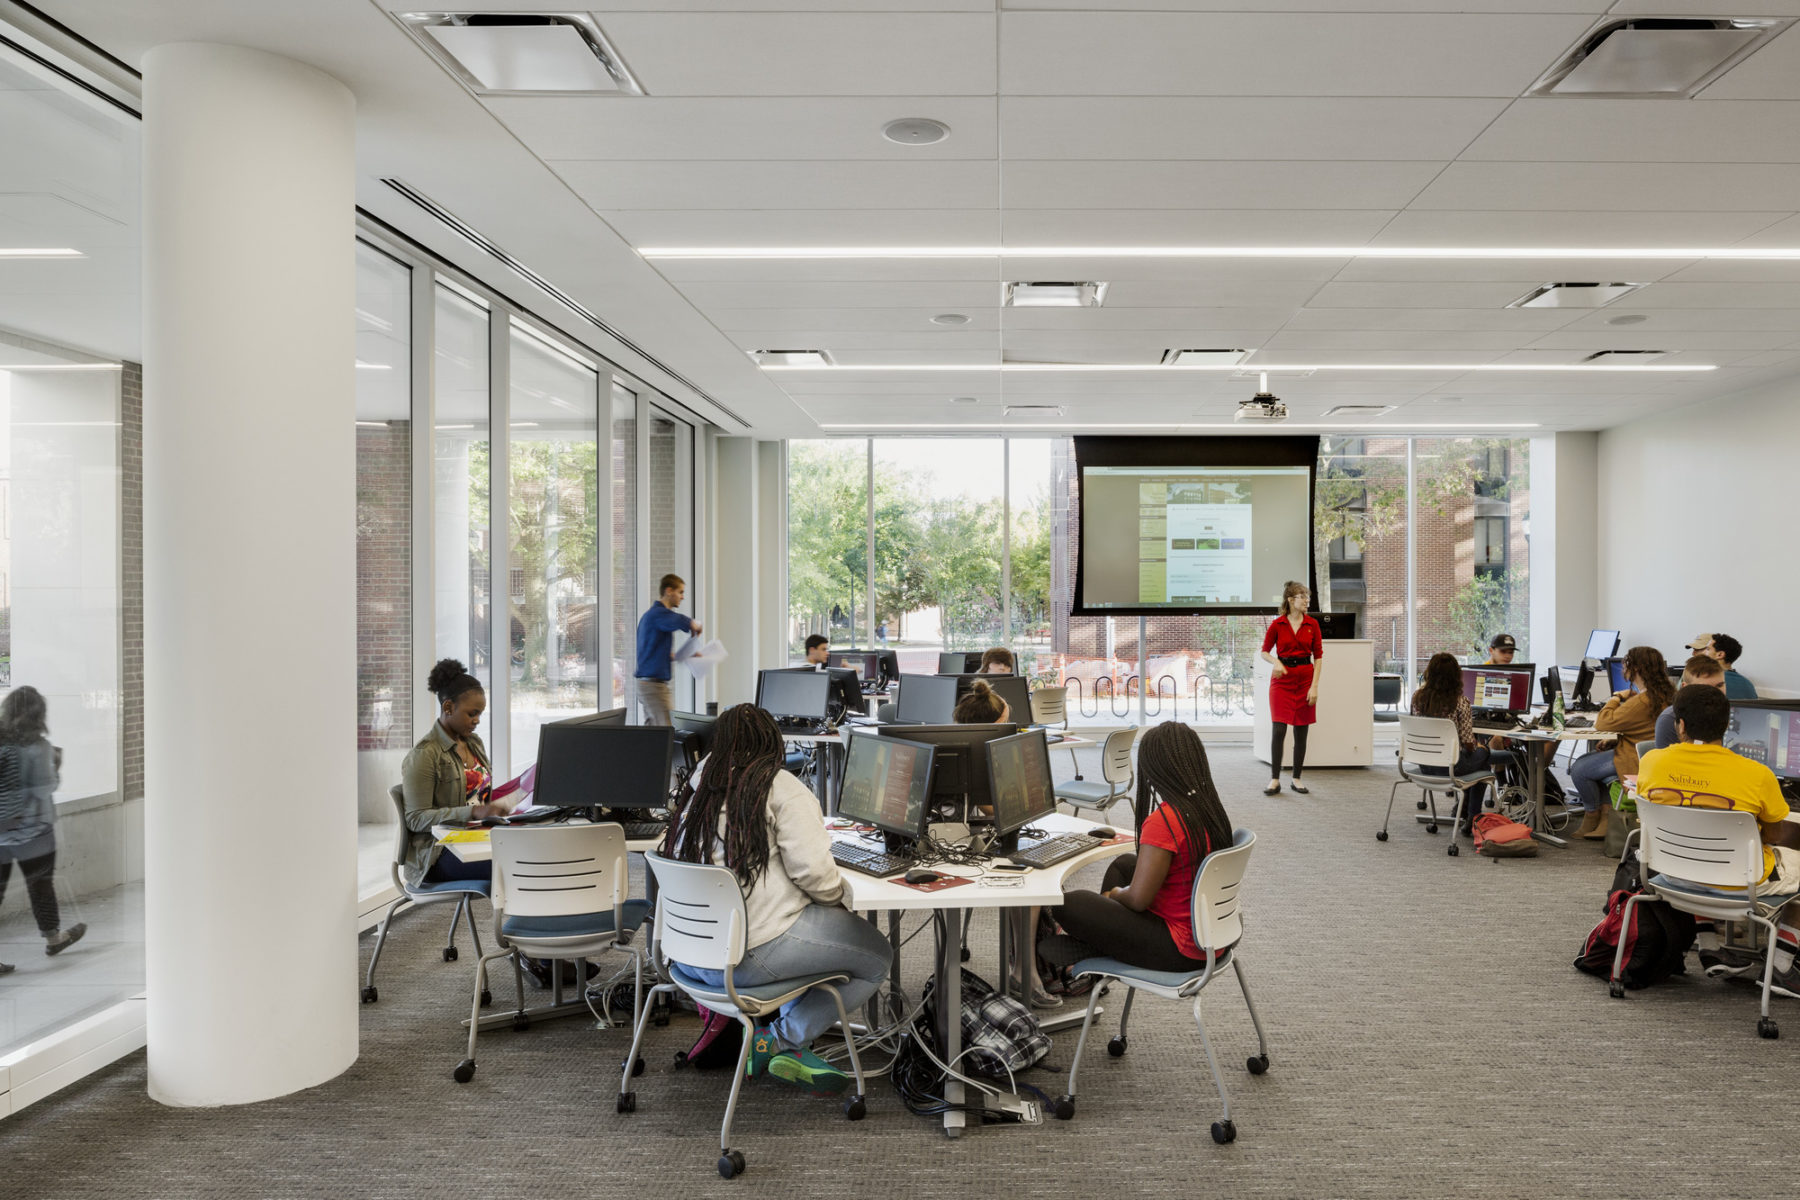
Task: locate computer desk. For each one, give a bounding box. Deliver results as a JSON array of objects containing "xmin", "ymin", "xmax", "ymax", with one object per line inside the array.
[
  {"xmin": 789, "ymin": 727, "xmax": 1096, "ymax": 813},
  {"xmin": 834, "ymin": 811, "xmax": 1132, "ymax": 1137},
  {"xmin": 1448, "ymin": 717, "xmax": 1617, "ymax": 848}
]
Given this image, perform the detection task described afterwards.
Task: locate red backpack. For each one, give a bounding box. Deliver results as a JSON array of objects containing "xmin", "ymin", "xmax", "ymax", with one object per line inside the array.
[
  {"xmin": 1472, "ymin": 813, "xmax": 1538, "ymax": 858},
  {"xmin": 1574, "ymin": 888, "xmax": 1696, "ymax": 989}
]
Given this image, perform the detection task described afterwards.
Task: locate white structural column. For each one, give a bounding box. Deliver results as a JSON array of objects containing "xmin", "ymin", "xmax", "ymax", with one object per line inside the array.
[
  {"xmin": 712, "ymin": 437, "xmax": 760, "ymax": 705},
  {"xmin": 142, "ymin": 44, "xmax": 358, "ymax": 1106}
]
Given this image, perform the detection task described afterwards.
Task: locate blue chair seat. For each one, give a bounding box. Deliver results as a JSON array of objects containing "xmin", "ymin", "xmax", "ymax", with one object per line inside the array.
[
  {"xmin": 408, "ymin": 877, "xmax": 492, "ymax": 898},
  {"xmin": 1055, "ymin": 780, "xmax": 1121, "ymax": 802},
  {"xmin": 501, "ymin": 899, "xmax": 650, "ymax": 940},
  {"xmin": 1648, "ymin": 873, "xmax": 1794, "ymax": 909},
  {"xmin": 667, "ymin": 963, "xmax": 848, "ymax": 1007},
  {"xmin": 1071, "ymin": 946, "xmax": 1234, "ymax": 991}
]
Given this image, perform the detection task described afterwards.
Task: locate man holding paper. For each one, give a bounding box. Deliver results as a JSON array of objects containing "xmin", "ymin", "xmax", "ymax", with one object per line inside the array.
[{"xmin": 635, "ymin": 573, "xmax": 702, "ymax": 726}]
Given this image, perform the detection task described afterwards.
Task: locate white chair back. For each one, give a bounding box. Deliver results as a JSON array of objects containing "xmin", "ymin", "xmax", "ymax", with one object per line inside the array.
[
  {"xmin": 1397, "ymin": 715, "xmax": 1460, "ymax": 771},
  {"xmin": 1100, "ymin": 727, "xmax": 1138, "ymax": 785},
  {"xmin": 1635, "ymin": 740, "xmax": 1655, "ymax": 763},
  {"xmin": 388, "ymin": 785, "xmax": 414, "ymax": 886},
  {"xmin": 645, "ymin": 851, "xmax": 747, "ymax": 973},
  {"xmin": 1637, "ymin": 802, "xmax": 1765, "ymax": 892},
  {"xmin": 492, "ymin": 823, "xmax": 628, "ymax": 921},
  {"xmin": 1031, "ymin": 686, "xmax": 1068, "ymax": 727},
  {"xmin": 1189, "ymin": 827, "xmax": 1255, "ymax": 956}
]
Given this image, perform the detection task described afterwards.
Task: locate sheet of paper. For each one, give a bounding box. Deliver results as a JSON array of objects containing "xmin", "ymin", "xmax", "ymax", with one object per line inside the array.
[{"xmin": 682, "ymin": 638, "xmax": 728, "ymax": 681}]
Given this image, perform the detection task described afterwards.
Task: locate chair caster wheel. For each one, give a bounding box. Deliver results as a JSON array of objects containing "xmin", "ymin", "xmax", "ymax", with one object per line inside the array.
[
  {"xmin": 1375, "ymin": 831, "xmax": 1388, "ymax": 842},
  {"xmin": 1053, "ymin": 1095, "xmax": 1075, "ymax": 1121},
  {"xmin": 1107, "ymin": 1035, "xmax": 1127, "ymax": 1057},
  {"xmin": 1211, "ymin": 1119, "xmax": 1236, "ymax": 1144},
  {"xmin": 960, "ymin": 947, "xmax": 970, "ymax": 963},
  {"xmin": 1759, "ymin": 1017, "xmax": 1779, "ymax": 1040},
  {"xmin": 1608, "ymin": 982, "xmax": 1625, "ymax": 999},
  {"xmin": 480, "ymin": 989, "xmax": 492, "ymax": 1007},
  {"xmin": 626, "ymin": 1056, "xmax": 645, "ymax": 1077},
  {"xmin": 843, "ymin": 1094, "xmax": 866, "ymax": 1121},
  {"xmin": 453, "ymin": 1059, "xmax": 475, "ymax": 1084},
  {"xmin": 1426, "ymin": 823, "xmax": 1438, "ymax": 834},
  {"xmin": 512, "ymin": 1014, "xmax": 531, "ymax": 1032},
  {"xmin": 616, "ymin": 1091, "xmax": 637, "ymax": 1113},
  {"xmin": 718, "ymin": 1149, "xmax": 746, "ymax": 1179},
  {"xmin": 1247, "ymin": 1054, "xmax": 1269, "ymax": 1075},
  {"xmin": 1447, "ymin": 844, "xmax": 1459, "ymax": 857},
  {"xmin": 443, "ymin": 947, "xmax": 458, "ymax": 963},
  {"xmin": 673, "ymin": 1051, "xmax": 691, "ymax": 1069},
  {"xmin": 1416, "ymin": 798, "xmax": 1427, "ymax": 811},
  {"xmin": 653, "ymin": 1010, "xmax": 671, "ymax": 1027},
  {"xmin": 360, "ymin": 985, "xmax": 377, "ymax": 1004}
]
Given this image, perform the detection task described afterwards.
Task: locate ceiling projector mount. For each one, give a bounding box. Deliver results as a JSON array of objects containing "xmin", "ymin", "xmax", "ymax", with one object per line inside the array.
[{"xmin": 1235, "ymin": 372, "xmax": 1288, "ymax": 423}]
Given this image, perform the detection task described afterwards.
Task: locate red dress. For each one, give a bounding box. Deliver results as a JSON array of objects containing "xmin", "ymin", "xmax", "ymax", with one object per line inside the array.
[{"xmin": 1262, "ymin": 615, "xmax": 1323, "ymax": 727}]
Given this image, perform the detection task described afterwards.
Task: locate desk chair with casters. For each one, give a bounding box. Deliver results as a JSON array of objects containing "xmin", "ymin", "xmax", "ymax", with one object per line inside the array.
[
  {"xmin": 619, "ymin": 852, "xmax": 868, "ymax": 1180},
  {"xmin": 454, "ymin": 822, "xmax": 649, "ymax": 1083},
  {"xmin": 1030, "ymin": 685, "xmax": 1081, "ymax": 777},
  {"xmin": 1380, "ymin": 716, "xmax": 1503, "ymax": 856},
  {"xmin": 1372, "ymin": 676, "xmax": 1402, "ymax": 723},
  {"xmin": 364, "ymin": 785, "xmax": 492, "ymax": 1006},
  {"xmin": 1614, "ymin": 801, "xmax": 1796, "ymax": 1039},
  {"xmin": 1055, "ymin": 727, "xmax": 1137, "ymax": 817},
  {"xmin": 1055, "ymin": 828, "xmax": 1268, "ymax": 1144}
]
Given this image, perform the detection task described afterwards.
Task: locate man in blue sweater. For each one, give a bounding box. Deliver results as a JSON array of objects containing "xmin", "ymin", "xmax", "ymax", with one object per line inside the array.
[{"xmin": 635, "ymin": 573, "xmax": 701, "ymax": 726}]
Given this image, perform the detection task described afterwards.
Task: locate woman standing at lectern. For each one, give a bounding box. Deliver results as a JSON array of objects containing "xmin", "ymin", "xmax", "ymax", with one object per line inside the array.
[{"xmin": 1259, "ymin": 581, "xmax": 1323, "ymax": 796}]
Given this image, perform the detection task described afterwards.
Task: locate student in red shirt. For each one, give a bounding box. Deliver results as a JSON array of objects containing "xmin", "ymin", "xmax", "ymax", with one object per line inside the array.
[{"xmin": 1043, "ymin": 721, "xmax": 1235, "ymax": 972}]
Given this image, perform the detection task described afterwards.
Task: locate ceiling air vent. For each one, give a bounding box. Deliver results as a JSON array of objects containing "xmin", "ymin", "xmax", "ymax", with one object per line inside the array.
[
  {"xmin": 1161, "ymin": 348, "xmax": 1249, "ymax": 366},
  {"xmin": 1583, "ymin": 350, "xmax": 1669, "ymax": 364},
  {"xmin": 1528, "ymin": 17, "xmax": 1790, "ymax": 98},
  {"xmin": 1004, "ymin": 405, "xmax": 1066, "ymax": 417},
  {"xmin": 750, "ymin": 350, "xmax": 833, "ymax": 366},
  {"xmin": 396, "ymin": 13, "xmax": 644, "ymax": 96},
  {"xmin": 1323, "ymin": 405, "xmax": 1394, "ymax": 419},
  {"xmin": 1003, "ymin": 282, "xmax": 1108, "ymax": 308},
  {"xmin": 1508, "ymin": 282, "xmax": 1646, "ymax": 309}
]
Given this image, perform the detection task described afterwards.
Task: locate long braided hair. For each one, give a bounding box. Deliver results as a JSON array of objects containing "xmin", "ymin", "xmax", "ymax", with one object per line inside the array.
[
  {"xmin": 662, "ymin": 703, "xmax": 785, "ymax": 890},
  {"xmin": 1132, "ymin": 721, "xmax": 1233, "ymax": 865}
]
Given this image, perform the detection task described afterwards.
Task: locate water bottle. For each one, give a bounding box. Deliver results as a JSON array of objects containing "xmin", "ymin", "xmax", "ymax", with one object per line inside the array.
[{"xmin": 1551, "ymin": 687, "xmax": 1565, "ymax": 731}]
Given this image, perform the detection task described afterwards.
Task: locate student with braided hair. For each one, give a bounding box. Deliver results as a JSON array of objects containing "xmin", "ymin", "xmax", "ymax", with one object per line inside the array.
[
  {"xmin": 1042, "ymin": 721, "xmax": 1234, "ymax": 973},
  {"xmin": 662, "ymin": 703, "xmax": 890, "ymax": 1094}
]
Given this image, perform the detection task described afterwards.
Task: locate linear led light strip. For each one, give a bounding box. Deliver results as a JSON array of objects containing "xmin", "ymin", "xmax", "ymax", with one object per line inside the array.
[
  {"xmin": 763, "ymin": 362, "xmax": 1711, "ymax": 373},
  {"xmin": 816, "ymin": 421, "xmax": 1540, "ymax": 430},
  {"xmin": 0, "ymin": 363, "xmax": 122, "ymax": 371},
  {"xmin": 641, "ymin": 245, "xmax": 1800, "ymax": 261},
  {"xmin": 0, "ymin": 248, "xmax": 82, "ymax": 259}
]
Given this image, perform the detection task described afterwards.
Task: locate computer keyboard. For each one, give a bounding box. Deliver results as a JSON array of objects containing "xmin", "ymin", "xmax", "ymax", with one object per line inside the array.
[
  {"xmin": 619, "ymin": 821, "xmax": 669, "ymax": 841},
  {"xmin": 831, "ymin": 841, "xmax": 913, "ymax": 877},
  {"xmin": 1564, "ymin": 716, "xmax": 1594, "ymax": 729},
  {"xmin": 1008, "ymin": 833, "xmax": 1099, "ymax": 870}
]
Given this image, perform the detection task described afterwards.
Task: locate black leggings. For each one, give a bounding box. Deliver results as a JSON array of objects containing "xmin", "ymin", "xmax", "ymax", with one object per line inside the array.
[
  {"xmin": 1050, "ymin": 855, "xmax": 1208, "ymax": 974},
  {"xmin": 0, "ymin": 851, "xmax": 60, "ymax": 935},
  {"xmin": 1269, "ymin": 722, "xmax": 1309, "ymax": 778}
]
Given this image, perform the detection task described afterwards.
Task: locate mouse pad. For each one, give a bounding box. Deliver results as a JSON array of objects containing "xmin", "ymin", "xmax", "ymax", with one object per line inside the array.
[{"xmin": 891, "ymin": 874, "xmax": 975, "ymax": 893}]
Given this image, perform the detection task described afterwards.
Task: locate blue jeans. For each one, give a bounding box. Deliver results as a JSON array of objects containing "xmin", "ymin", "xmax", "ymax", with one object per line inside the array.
[
  {"xmin": 685, "ymin": 904, "xmax": 891, "ymax": 1051},
  {"xmin": 1570, "ymin": 748, "xmax": 1619, "ymax": 813}
]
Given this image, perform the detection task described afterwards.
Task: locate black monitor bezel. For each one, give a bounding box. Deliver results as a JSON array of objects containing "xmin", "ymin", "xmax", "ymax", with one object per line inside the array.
[
  {"xmin": 756, "ymin": 668, "xmax": 831, "ymax": 720},
  {"xmin": 1460, "ymin": 662, "xmax": 1537, "ymax": 714},
  {"xmin": 894, "ymin": 673, "xmax": 959, "ymax": 724},
  {"xmin": 836, "ymin": 730, "xmax": 937, "ymax": 839},
  {"xmin": 534, "ymin": 722, "xmax": 675, "ymax": 811},
  {"xmin": 986, "ymin": 728, "xmax": 1058, "ymax": 839},
  {"xmin": 884, "ymin": 721, "xmax": 1020, "ymax": 816}
]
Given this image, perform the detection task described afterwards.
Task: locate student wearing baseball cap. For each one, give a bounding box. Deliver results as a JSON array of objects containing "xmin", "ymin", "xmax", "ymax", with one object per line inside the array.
[{"xmin": 1485, "ymin": 634, "xmax": 1517, "ymax": 665}]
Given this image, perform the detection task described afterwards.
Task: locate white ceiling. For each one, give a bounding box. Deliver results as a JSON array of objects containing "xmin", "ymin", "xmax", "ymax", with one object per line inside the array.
[{"xmin": 31, "ymin": 0, "xmax": 1800, "ymax": 434}]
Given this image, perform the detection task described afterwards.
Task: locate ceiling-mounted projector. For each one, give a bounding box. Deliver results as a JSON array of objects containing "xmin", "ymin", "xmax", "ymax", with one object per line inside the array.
[{"xmin": 1235, "ymin": 374, "xmax": 1288, "ymax": 422}]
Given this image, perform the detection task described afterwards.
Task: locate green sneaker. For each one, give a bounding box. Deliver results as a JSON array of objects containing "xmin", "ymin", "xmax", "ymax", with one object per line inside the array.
[
  {"xmin": 746, "ymin": 1026, "xmax": 780, "ymax": 1078},
  {"xmin": 767, "ymin": 1047, "xmax": 850, "ymax": 1095}
]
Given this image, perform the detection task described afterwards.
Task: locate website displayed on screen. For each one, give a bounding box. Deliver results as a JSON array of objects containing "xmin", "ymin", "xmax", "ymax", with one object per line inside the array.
[{"xmin": 1078, "ymin": 464, "xmax": 1311, "ymax": 610}]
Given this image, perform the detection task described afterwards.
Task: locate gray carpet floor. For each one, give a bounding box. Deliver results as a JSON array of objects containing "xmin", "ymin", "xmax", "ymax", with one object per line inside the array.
[{"xmin": 5, "ymin": 740, "xmax": 1798, "ymax": 1198}]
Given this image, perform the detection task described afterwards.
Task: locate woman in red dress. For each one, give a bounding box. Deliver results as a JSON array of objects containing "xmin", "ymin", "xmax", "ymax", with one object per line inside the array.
[{"xmin": 1259, "ymin": 580, "xmax": 1324, "ymax": 795}]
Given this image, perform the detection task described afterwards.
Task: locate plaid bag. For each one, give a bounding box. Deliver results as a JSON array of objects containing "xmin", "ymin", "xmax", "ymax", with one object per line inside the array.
[{"xmin": 924, "ymin": 968, "xmax": 1050, "ymax": 1077}]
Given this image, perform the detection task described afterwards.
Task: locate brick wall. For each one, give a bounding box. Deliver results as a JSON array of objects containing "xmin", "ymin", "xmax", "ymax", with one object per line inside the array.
[
  {"xmin": 356, "ymin": 422, "xmax": 411, "ymax": 749},
  {"xmin": 612, "ymin": 416, "xmax": 637, "ymax": 685},
  {"xmin": 649, "ymin": 418, "xmax": 676, "ymax": 579},
  {"xmin": 121, "ymin": 362, "xmax": 142, "ymax": 801}
]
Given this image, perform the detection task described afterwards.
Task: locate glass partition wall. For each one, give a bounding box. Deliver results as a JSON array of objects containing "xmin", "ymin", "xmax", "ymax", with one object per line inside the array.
[{"xmin": 789, "ymin": 435, "xmax": 1532, "ymax": 725}]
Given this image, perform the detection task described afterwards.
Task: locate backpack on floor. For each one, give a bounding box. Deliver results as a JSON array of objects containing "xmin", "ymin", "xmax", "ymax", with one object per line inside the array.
[
  {"xmin": 1473, "ymin": 813, "xmax": 1538, "ymax": 858},
  {"xmin": 922, "ymin": 968, "xmax": 1050, "ymax": 1077},
  {"xmin": 1574, "ymin": 888, "xmax": 1696, "ymax": 989},
  {"xmin": 674, "ymin": 1004, "xmax": 744, "ymax": 1070}
]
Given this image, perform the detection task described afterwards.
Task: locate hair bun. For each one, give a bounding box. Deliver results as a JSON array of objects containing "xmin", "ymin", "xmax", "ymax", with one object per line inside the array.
[
  {"xmin": 427, "ymin": 658, "xmax": 468, "ymax": 695},
  {"xmin": 971, "ymin": 679, "xmax": 993, "ymax": 696}
]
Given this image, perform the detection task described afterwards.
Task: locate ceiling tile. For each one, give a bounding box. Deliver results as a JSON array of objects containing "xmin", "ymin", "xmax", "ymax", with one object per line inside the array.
[
  {"xmin": 601, "ymin": 208, "xmax": 1000, "ymax": 246},
  {"xmin": 1000, "ymin": 12, "xmax": 1590, "ymax": 97},
  {"xmin": 1411, "ymin": 161, "xmax": 1800, "ymax": 212},
  {"xmin": 1000, "ymin": 306, "xmax": 1301, "ymax": 329},
  {"xmin": 677, "ymin": 280, "xmax": 1000, "ymax": 308},
  {"xmin": 1626, "ymin": 282, "xmax": 1800, "ymax": 308},
  {"xmin": 709, "ymin": 307, "xmax": 1002, "ymax": 332},
  {"xmin": 1002, "ymin": 208, "xmax": 1395, "ymax": 245},
  {"xmin": 1557, "ymin": 307, "xmax": 1800, "ymax": 331},
  {"xmin": 1097, "ymin": 279, "xmax": 1324, "ymax": 307},
  {"xmin": 1282, "ymin": 307, "xmax": 1583, "ymax": 331},
  {"xmin": 1373, "ymin": 210, "xmax": 1792, "ymax": 246},
  {"xmin": 1000, "ymin": 160, "xmax": 1440, "ymax": 210},
  {"xmin": 553, "ymin": 160, "xmax": 997, "ymax": 210},
  {"xmin": 1463, "ymin": 99, "xmax": 1800, "ymax": 163},
  {"xmin": 1305, "ymin": 281, "xmax": 1546, "ymax": 308}
]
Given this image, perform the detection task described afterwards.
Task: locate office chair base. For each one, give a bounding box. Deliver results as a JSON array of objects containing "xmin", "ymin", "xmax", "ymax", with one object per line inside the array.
[
  {"xmin": 1211, "ymin": 1119, "xmax": 1237, "ymax": 1144},
  {"xmin": 1416, "ymin": 798, "xmax": 1427, "ymax": 811},
  {"xmin": 1052, "ymin": 1095, "xmax": 1075, "ymax": 1120},
  {"xmin": 1447, "ymin": 843, "xmax": 1459, "ymax": 857},
  {"xmin": 1759, "ymin": 1017, "xmax": 1779, "ymax": 1039},
  {"xmin": 443, "ymin": 946, "xmax": 458, "ymax": 962},
  {"xmin": 718, "ymin": 1149, "xmax": 746, "ymax": 1179},
  {"xmin": 625, "ymin": 1055, "xmax": 645, "ymax": 1077},
  {"xmin": 617, "ymin": 1091, "xmax": 637, "ymax": 1113},
  {"xmin": 481, "ymin": 989, "xmax": 492, "ymax": 1007},
  {"xmin": 1107, "ymin": 1035, "xmax": 1127, "ymax": 1057},
  {"xmin": 843, "ymin": 1094, "xmax": 866, "ymax": 1121},
  {"xmin": 1608, "ymin": 982, "xmax": 1625, "ymax": 999},
  {"xmin": 361, "ymin": 985, "xmax": 378, "ymax": 1004},
  {"xmin": 453, "ymin": 1059, "xmax": 475, "ymax": 1084},
  {"xmin": 1375, "ymin": 831, "xmax": 1388, "ymax": 842}
]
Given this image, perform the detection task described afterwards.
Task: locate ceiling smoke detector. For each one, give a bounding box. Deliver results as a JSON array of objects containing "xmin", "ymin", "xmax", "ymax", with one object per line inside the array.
[
  {"xmin": 1528, "ymin": 17, "xmax": 1790, "ymax": 99},
  {"xmin": 931, "ymin": 313, "xmax": 971, "ymax": 326},
  {"xmin": 882, "ymin": 118, "xmax": 951, "ymax": 146},
  {"xmin": 397, "ymin": 13, "xmax": 644, "ymax": 96},
  {"xmin": 1003, "ymin": 281, "xmax": 1108, "ymax": 308},
  {"xmin": 1236, "ymin": 373, "xmax": 1288, "ymax": 423},
  {"xmin": 1508, "ymin": 282, "xmax": 1646, "ymax": 309}
]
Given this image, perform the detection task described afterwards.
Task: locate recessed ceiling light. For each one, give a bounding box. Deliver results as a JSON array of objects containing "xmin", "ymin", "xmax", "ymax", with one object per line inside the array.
[
  {"xmin": 1508, "ymin": 282, "xmax": 1646, "ymax": 309},
  {"xmin": 1607, "ymin": 314, "xmax": 1649, "ymax": 326},
  {"xmin": 1323, "ymin": 405, "xmax": 1394, "ymax": 419},
  {"xmin": 1433, "ymin": 396, "xmax": 1464, "ymax": 404},
  {"xmin": 1004, "ymin": 281, "xmax": 1108, "ymax": 308},
  {"xmin": 882, "ymin": 118, "xmax": 950, "ymax": 146},
  {"xmin": 759, "ymin": 361, "xmax": 1710, "ymax": 373},
  {"xmin": 398, "ymin": 12, "xmax": 643, "ymax": 96},
  {"xmin": 1162, "ymin": 348, "xmax": 1249, "ymax": 366},
  {"xmin": 950, "ymin": 396, "xmax": 980, "ymax": 405},
  {"xmin": 931, "ymin": 313, "xmax": 970, "ymax": 326},
  {"xmin": 0, "ymin": 248, "xmax": 83, "ymax": 259},
  {"xmin": 641, "ymin": 245, "xmax": 1800, "ymax": 261},
  {"xmin": 1529, "ymin": 17, "xmax": 1790, "ymax": 99},
  {"xmin": 749, "ymin": 349, "xmax": 834, "ymax": 366},
  {"xmin": 1004, "ymin": 405, "xmax": 1065, "ymax": 417}
]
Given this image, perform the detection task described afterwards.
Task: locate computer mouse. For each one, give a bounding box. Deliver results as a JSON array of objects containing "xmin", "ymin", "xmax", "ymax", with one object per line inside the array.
[
  {"xmin": 904, "ymin": 868, "xmax": 942, "ymax": 885},
  {"xmin": 1087, "ymin": 826, "xmax": 1116, "ymax": 839}
]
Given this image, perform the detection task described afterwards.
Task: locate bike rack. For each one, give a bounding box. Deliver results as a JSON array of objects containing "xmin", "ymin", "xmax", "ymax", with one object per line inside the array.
[
  {"xmin": 1148, "ymin": 674, "xmax": 1176, "ymax": 718},
  {"xmin": 1111, "ymin": 676, "xmax": 1135, "ymax": 718}
]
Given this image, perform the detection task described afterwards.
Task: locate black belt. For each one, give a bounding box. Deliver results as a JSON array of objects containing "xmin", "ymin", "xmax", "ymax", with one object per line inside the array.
[{"xmin": 1278, "ymin": 655, "xmax": 1313, "ymax": 667}]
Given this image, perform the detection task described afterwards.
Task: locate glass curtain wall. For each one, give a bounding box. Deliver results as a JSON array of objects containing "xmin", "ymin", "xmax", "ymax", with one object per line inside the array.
[
  {"xmin": 610, "ymin": 384, "xmax": 638, "ymax": 711},
  {"xmin": 432, "ymin": 287, "xmax": 492, "ymax": 703},
  {"xmin": 353, "ymin": 243, "xmax": 412, "ymax": 882},
  {"xmin": 647, "ymin": 407, "xmax": 695, "ymax": 710},
  {"xmin": 786, "ymin": 439, "xmax": 867, "ymax": 661},
  {"xmin": 506, "ymin": 323, "xmax": 599, "ymax": 770}
]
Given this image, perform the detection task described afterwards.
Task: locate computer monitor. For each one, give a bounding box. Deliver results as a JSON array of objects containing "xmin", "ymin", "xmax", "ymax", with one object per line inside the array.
[
  {"xmin": 1542, "ymin": 665, "xmax": 1562, "ymax": 708},
  {"xmin": 546, "ymin": 707, "xmax": 628, "ymax": 728},
  {"xmin": 534, "ymin": 723, "xmax": 674, "ymax": 813},
  {"xmin": 822, "ymin": 666, "xmax": 864, "ymax": 722},
  {"xmin": 670, "ymin": 711, "xmax": 717, "ymax": 773},
  {"xmin": 885, "ymin": 722, "xmax": 1019, "ymax": 820},
  {"xmin": 756, "ymin": 669, "xmax": 830, "ymax": 722},
  {"xmin": 1605, "ymin": 656, "xmax": 1631, "ymax": 696},
  {"xmin": 986, "ymin": 729, "xmax": 1058, "ymax": 853},
  {"xmin": 894, "ymin": 674, "xmax": 958, "ymax": 724},
  {"xmin": 1585, "ymin": 629, "xmax": 1621, "ymax": 660},
  {"xmin": 1668, "ymin": 666, "xmax": 1686, "ymax": 687},
  {"xmin": 979, "ymin": 675, "xmax": 1032, "ymax": 725},
  {"xmin": 937, "ymin": 651, "xmax": 980, "ymax": 674},
  {"xmin": 1725, "ymin": 702, "xmax": 1800, "ymax": 781},
  {"xmin": 836, "ymin": 731, "xmax": 936, "ymax": 848},
  {"xmin": 830, "ymin": 652, "xmax": 880, "ymax": 684},
  {"xmin": 1315, "ymin": 612, "xmax": 1357, "ymax": 640},
  {"xmin": 1571, "ymin": 660, "xmax": 1599, "ymax": 710},
  {"xmin": 1461, "ymin": 664, "xmax": 1535, "ymax": 715}
]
